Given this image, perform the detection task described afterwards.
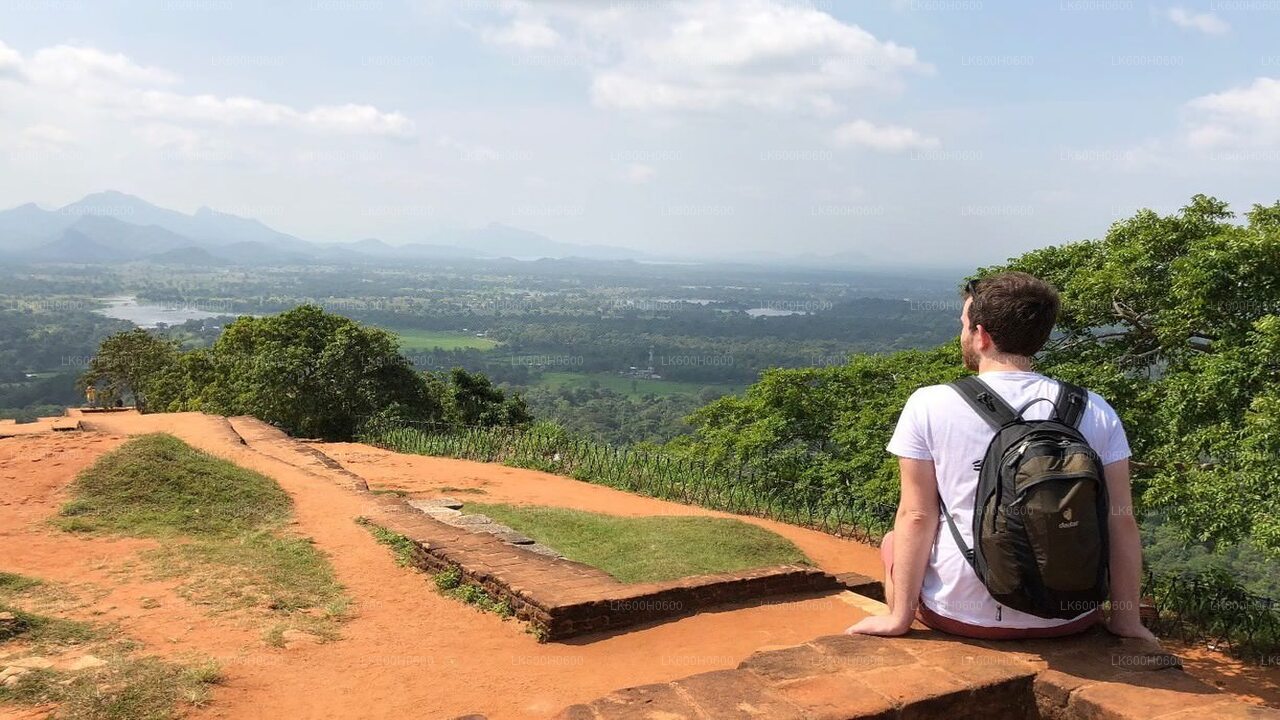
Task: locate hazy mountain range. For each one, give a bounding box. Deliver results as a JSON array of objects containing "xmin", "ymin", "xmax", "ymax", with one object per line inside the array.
[
  {"xmin": 0, "ymin": 191, "xmax": 958, "ymax": 273},
  {"xmin": 0, "ymin": 191, "xmax": 643, "ymax": 266}
]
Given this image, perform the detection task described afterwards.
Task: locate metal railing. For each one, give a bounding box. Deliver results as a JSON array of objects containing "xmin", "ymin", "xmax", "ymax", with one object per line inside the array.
[{"xmin": 1140, "ymin": 569, "xmax": 1280, "ymax": 660}]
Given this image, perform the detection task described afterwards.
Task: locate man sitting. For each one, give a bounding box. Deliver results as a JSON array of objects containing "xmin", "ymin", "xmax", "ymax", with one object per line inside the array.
[{"xmin": 847, "ymin": 272, "xmax": 1156, "ymax": 642}]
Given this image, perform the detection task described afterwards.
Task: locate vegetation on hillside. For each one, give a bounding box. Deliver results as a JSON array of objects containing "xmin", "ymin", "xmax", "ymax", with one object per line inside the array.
[
  {"xmin": 673, "ymin": 196, "xmax": 1280, "ymax": 562},
  {"xmin": 80, "ymin": 306, "xmax": 529, "ymax": 440}
]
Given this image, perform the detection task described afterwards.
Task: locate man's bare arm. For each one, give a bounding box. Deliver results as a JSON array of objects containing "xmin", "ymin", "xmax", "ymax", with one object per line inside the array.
[
  {"xmin": 847, "ymin": 457, "xmax": 939, "ymax": 636},
  {"xmin": 1102, "ymin": 458, "xmax": 1157, "ymax": 641}
]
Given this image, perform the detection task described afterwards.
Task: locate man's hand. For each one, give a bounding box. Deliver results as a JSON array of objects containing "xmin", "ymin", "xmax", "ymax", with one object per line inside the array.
[
  {"xmin": 1105, "ymin": 616, "xmax": 1159, "ymax": 644},
  {"xmin": 845, "ymin": 614, "xmax": 912, "ymax": 637}
]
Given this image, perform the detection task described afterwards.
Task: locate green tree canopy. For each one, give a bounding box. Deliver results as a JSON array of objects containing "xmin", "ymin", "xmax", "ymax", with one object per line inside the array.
[
  {"xmin": 677, "ymin": 195, "xmax": 1280, "ymax": 557},
  {"xmin": 85, "ymin": 305, "xmax": 529, "ymax": 441},
  {"xmin": 1002, "ymin": 195, "xmax": 1280, "ymax": 557},
  {"xmin": 81, "ymin": 328, "xmax": 180, "ymax": 412}
]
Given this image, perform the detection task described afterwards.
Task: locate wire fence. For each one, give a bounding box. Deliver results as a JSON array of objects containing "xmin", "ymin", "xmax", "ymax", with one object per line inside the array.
[
  {"xmin": 1140, "ymin": 569, "xmax": 1280, "ymax": 660},
  {"xmin": 358, "ymin": 416, "xmax": 1280, "ymax": 659}
]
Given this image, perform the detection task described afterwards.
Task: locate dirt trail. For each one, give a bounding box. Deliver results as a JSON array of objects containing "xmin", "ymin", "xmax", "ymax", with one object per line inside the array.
[{"xmin": 11, "ymin": 413, "xmax": 870, "ymax": 719}]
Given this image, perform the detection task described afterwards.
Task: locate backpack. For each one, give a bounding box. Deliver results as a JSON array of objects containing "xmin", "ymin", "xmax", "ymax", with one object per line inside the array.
[{"xmin": 941, "ymin": 376, "xmax": 1110, "ymax": 620}]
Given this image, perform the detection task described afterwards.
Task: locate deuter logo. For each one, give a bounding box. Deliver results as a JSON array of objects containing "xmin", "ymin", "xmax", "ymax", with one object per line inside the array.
[{"xmin": 1059, "ymin": 507, "xmax": 1080, "ymax": 529}]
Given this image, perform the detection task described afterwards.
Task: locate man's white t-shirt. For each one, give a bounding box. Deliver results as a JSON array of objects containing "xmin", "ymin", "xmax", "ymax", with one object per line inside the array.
[{"xmin": 886, "ymin": 370, "xmax": 1131, "ymax": 629}]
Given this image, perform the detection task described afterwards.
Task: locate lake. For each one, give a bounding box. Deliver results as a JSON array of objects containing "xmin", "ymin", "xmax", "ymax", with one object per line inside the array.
[{"xmin": 94, "ymin": 296, "xmax": 227, "ymax": 328}]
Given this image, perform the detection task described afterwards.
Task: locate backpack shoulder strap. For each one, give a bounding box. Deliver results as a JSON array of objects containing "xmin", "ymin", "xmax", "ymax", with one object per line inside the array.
[
  {"xmin": 1053, "ymin": 381, "xmax": 1089, "ymax": 428},
  {"xmin": 949, "ymin": 375, "xmax": 1019, "ymax": 431}
]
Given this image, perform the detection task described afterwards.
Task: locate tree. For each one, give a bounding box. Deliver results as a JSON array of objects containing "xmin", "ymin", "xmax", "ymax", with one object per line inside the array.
[
  {"xmin": 80, "ymin": 329, "xmax": 180, "ymax": 411},
  {"xmin": 1000, "ymin": 195, "xmax": 1280, "ymax": 557},
  {"xmin": 671, "ymin": 343, "xmax": 965, "ymax": 511},
  {"xmin": 674, "ymin": 195, "xmax": 1280, "ymax": 558},
  {"xmin": 441, "ymin": 367, "xmax": 532, "ymax": 428},
  {"xmin": 184, "ymin": 305, "xmax": 446, "ymax": 439}
]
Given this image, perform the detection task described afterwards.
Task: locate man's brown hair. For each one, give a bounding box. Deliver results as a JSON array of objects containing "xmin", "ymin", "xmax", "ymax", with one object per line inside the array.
[{"xmin": 964, "ymin": 271, "xmax": 1060, "ymax": 357}]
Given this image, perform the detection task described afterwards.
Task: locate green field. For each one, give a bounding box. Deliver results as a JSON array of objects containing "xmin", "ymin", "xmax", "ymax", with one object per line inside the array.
[
  {"xmin": 465, "ymin": 502, "xmax": 808, "ymax": 583},
  {"xmin": 390, "ymin": 329, "xmax": 501, "ymax": 351},
  {"xmin": 532, "ymin": 371, "xmax": 743, "ymax": 398}
]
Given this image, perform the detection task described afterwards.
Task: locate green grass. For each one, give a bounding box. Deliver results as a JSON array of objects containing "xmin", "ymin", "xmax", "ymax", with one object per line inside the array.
[
  {"xmin": 57, "ymin": 434, "xmax": 291, "ymax": 538},
  {"xmin": 0, "ymin": 603, "xmax": 100, "ymax": 645},
  {"xmin": 464, "ymin": 503, "xmax": 809, "ymax": 583},
  {"xmin": 0, "ymin": 656, "xmax": 222, "ymax": 720},
  {"xmin": 532, "ymin": 371, "xmax": 743, "ymax": 399},
  {"xmin": 355, "ymin": 517, "xmax": 420, "ymax": 567},
  {"xmin": 355, "ymin": 520, "xmax": 512, "ymax": 619},
  {"xmin": 391, "ymin": 328, "xmax": 500, "ymax": 351},
  {"xmin": 54, "ymin": 434, "xmax": 346, "ymax": 636},
  {"xmin": 0, "ymin": 571, "xmax": 42, "ymax": 594},
  {"xmin": 145, "ymin": 533, "xmax": 344, "ymax": 614}
]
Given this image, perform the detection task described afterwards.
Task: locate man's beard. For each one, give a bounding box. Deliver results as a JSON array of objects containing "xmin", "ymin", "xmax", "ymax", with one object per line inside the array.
[{"xmin": 962, "ymin": 338, "xmax": 980, "ymax": 372}]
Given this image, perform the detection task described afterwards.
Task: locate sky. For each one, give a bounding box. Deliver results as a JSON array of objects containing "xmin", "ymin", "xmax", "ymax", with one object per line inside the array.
[{"xmin": 1, "ymin": 0, "xmax": 1277, "ymax": 267}]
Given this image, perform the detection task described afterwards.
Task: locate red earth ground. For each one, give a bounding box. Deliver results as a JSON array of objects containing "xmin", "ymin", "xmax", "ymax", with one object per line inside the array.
[
  {"xmin": 1, "ymin": 412, "xmax": 1277, "ymax": 718},
  {"xmin": 2, "ymin": 413, "xmax": 878, "ymax": 719}
]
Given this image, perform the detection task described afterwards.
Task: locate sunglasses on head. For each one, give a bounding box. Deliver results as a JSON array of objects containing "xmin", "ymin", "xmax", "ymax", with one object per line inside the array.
[{"xmin": 964, "ymin": 278, "xmax": 981, "ymax": 296}]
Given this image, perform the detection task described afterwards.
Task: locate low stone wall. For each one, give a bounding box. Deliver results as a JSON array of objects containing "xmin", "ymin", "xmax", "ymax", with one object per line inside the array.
[
  {"xmin": 552, "ymin": 627, "xmax": 1280, "ymax": 719},
  {"xmin": 366, "ymin": 495, "xmax": 846, "ymax": 641}
]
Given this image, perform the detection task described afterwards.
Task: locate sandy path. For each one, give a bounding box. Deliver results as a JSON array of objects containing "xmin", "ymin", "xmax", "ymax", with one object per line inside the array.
[{"xmin": 61, "ymin": 413, "xmax": 871, "ymax": 719}]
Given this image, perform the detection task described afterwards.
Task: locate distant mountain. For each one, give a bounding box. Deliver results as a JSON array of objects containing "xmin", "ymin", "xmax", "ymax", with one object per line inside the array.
[
  {"xmin": 344, "ymin": 237, "xmax": 479, "ymax": 260},
  {"xmin": 427, "ymin": 222, "xmax": 641, "ymax": 260},
  {"xmin": 58, "ymin": 191, "xmax": 306, "ymax": 249},
  {"xmin": 29, "ymin": 229, "xmax": 119, "ymax": 263},
  {"xmin": 0, "ymin": 191, "xmax": 651, "ymax": 266},
  {"xmin": 144, "ymin": 246, "xmax": 231, "ymax": 267},
  {"xmin": 0, "ymin": 203, "xmax": 78, "ymax": 251}
]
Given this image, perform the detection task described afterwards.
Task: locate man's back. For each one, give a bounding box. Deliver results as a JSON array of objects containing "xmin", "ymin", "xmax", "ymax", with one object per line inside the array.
[{"xmin": 886, "ymin": 369, "xmax": 1131, "ymax": 628}]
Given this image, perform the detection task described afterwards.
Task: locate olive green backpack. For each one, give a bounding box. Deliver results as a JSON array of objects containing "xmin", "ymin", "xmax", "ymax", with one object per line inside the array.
[{"xmin": 941, "ymin": 376, "xmax": 1110, "ymax": 620}]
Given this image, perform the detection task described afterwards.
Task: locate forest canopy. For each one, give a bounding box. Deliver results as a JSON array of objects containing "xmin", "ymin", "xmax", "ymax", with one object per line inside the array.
[
  {"xmin": 674, "ymin": 195, "xmax": 1280, "ymax": 558},
  {"xmin": 82, "ymin": 305, "xmax": 529, "ymax": 440}
]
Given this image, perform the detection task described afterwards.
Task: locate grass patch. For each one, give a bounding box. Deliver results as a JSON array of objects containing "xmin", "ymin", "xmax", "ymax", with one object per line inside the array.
[
  {"xmin": 355, "ymin": 517, "xmax": 419, "ymax": 567},
  {"xmin": 0, "ymin": 603, "xmax": 100, "ymax": 645},
  {"xmin": 355, "ymin": 520, "xmax": 512, "ymax": 618},
  {"xmin": 54, "ymin": 434, "xmax": 347, "ymax": 638},
  {"xmin": 391, "ymin": 328, "xmax": 500, "ymax": 351},
  {"xmin": 367, "ymin": 487, "xmax": 409, "ymax": 498},
  {"xmin": 431, "ymin": 567, "xmax": 511, "ymax": 617},
  {"xmin": 145, "ymin": 533, "xmax": 344, "ymax": 614},
  {"xmin": 56, "ymin": 433, "xmax": 291, "ymax": 538},
  {"xmin": 465, "ymin": 503, "xmax": 809, "ymax": 583},
  {"xmin": 0, "ymin": 571, "xmax": 42, "ymax": 594},
  {"xmin": 532, "ymin": 371, "xmax": 743, "ymax": 399},
  {"xmin": 0, "ymin": 656, "xmax": 222, "ymax": 720}
]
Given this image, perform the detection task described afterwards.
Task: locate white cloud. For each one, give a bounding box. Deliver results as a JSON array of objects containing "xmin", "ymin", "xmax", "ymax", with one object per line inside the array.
[
  {"xmin": 0, "ymin": 40, "xmax": 22, "ymax": 80},
  {"xmin": 21, "ymin": 124, "xmax": 75, "ymax": 146},
  {"xmin": 472, "ymin": 0, "xmax": 929, "ymax": 115},
  {"xmin": 1166, "ymin": 7, "xmax": 1230, "ymax": 35},
  {"xmin": 27, "ymin": 44, "xmax": 177, "ymax": 87},
  {"xmin": 1185, "ymin": 76, "xmax": 1280, "ymax": 149},
  {"xmin": 482, "ymin": 18, "xmax": 561, "ymax": 49},
  {"xmin": 832, "ymin": 119, "xmax": 939, "ymax": 152},
  {"xmin": 0, "ymin": 41, "xmax": 414, "ymax": 139},
  {"xmin": 624, "ymin": 163, "xmax": 656, "ymax": 183}
]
